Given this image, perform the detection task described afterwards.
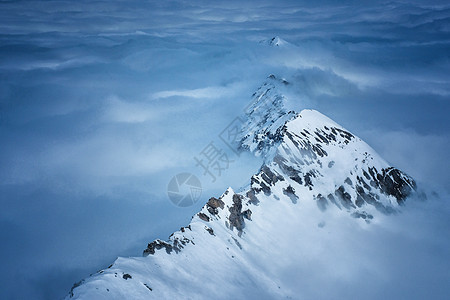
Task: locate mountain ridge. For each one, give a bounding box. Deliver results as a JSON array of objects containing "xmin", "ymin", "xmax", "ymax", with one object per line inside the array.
[{"xmin": 67, "ymin": 75, "xmax": 417, "ymax": 299}]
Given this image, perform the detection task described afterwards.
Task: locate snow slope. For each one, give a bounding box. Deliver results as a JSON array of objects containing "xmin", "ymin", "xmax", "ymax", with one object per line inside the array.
[{"xmin": 67, "ymin": 77, "xmax": 416, "ymax": 299}]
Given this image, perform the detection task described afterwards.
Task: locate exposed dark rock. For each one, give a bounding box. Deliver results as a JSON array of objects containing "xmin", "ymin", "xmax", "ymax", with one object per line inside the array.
[
  {"xmin": 260, "ymin": 165, "xmax": 284, "ymax": 186},
  {"xmin": 378, "ymin": 167, "xmax": 416, "ymax": 204},
  {"xmin": 172, "ymin": 237, "xmax": 192, "ymax": 253},
  {"xmin": 334, "ymin": 127, "xmax": 354, "ymax": 142},
  {"xmin": 207, "ymin": 197, "xmax": 225, "ymax": 215},
  {"xmin": 327, "ymin": 193, "xmax": 340, "ymax": 209},
  {"xmin": 316, "ymin": 194, "xmax": 328, "ymax": 211},
  {"xmin": 368, "ymin": 167, "xmax": 378, "ymax": 181},
  {"xmin": 219, "ymin": 188, "xmax": 231, "ymax": 200},
  {"xmin": 274, "ymin": 155, "xmax": 303, "ymax": 185},
  {"xmin": 180, "ymin": 226, "xmax": 192, "ymax": 233},
  {"xmin": 251, "ymin": 176, "xmax": 260, "ymax": 185},
  {"xmin": 283, "ymin": 185, "xmax": 298, "ymax": 204},
  {"xmin": 355, "ymin": 194, "xmax": 365, "ymax": 207},
  {"xmin": 207, "ymin": 206, "xmax": 216, "ymax": 215},
  {"xmin": 363, "ymin": 167, "xmax": 416, "ymax": 204},
  {"xmin": 311, "ymin": 143, "xmax": 327, "ymax": 157},
  {"xmin": 250, "ymin": 176, "xmax": 264, "ymax": 194},
  {"xmin": 143, "ymin": 239, "xmax": 173, "ymax": 256},
  {"xmin": 357, "ymin": 176, "xmax": 371, "ymax": 191},
  {"xmin": 315, "ymin": 131, "xmax": 329, "ymax": 144},
  {"xmin": 288, "ymin": 131, "xmax": 320, "ymax": 161},
  {"xmin": 69, "ymin": 280, "xmax": 84, "ymax": 298},
  {"xmin": 242, "ymin": 209, "xmax": 252, "ymax": 220},
  {"xmin": 198, "ymin": 213, "xmax": 210, "ymax": 222},
  {"xmin": 363, "ymin": 170, "xmax": 371, "ymax": 180},
  {"xmin": 344, "ymin": 177, "xmax": 353, "ymax": 186},
  {"xmin": 351, "ymin": 211, "xmax": 374, "ymax": 223},
  {"xmin": 304, "ymin": 171, "xmax": 315, "ymax": 190},
  {"xmin": 246, "ymin": 189, "xmax": 259, "ymax": 205},
  {"xmin": 272, "ymin": 155, "xmax": 285, "ymax": 166},
  {"xmin": 355, "ymin": 184, "xmax": 397, "ymax": 214},
  {"xmin": 335, "ymin": 185, "xmax": 355, "ymax": 209},
  {"xmin": 260, "ymin": 181, "xmax": 271, "ymax": 195},
  {"xmin": 232, "ymin": 237, "xmax": 243, "ymax": 250},
  {"xmin": 143, "ymin": 236, "xmax": 194, "ymax": 257},
  {"xmin": 249, "ymin": 165, "xmax": 286, "ymax": 197},
  {"xmin": 122, "ymin": 274, "xmax": 132, "ymax": 280},
  {"xmin": 229, "ymin": 194, "xmax": 245, "ymax": 232},
  {"xmin": 289, "ymin": 174, "xmax": 303, "ymax": 185},
  {"xmin": 143, "ymin": 283, "xmax": 152, "ymax": 291},
  {"xmin": 205, "ymin": 226, "xmax": 215, "ymax": 235},
  {"xmin": 355, "ymin": 184, "xmax": 377, "ymax": 207},
  {"xmin": 369, "ymin": 179, "xmax": 378, "ymax": 188}
]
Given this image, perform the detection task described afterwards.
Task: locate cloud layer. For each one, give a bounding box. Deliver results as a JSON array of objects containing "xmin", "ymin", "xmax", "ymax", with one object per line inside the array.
[{"xmin": 0, "ymin": 0, "xmax": 449, "ymax": 299}]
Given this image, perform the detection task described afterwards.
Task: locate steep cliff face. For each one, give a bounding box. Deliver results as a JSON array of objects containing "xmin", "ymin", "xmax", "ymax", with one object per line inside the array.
[{"xmin": 67, "ymin": 77, "xmax": 416, "ymax": 299}]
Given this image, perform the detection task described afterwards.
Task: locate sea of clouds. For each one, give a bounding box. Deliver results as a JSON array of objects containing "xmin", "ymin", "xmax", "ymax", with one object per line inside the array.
[{"xmin": 0, "ymin": 0, "xmax": 449, "ymax": 299}]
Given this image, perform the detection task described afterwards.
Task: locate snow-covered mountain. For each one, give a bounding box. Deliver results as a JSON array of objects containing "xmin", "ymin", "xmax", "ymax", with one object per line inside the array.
[
  {"xmin": 259, "ymin": 36, "xmax": 290, "ymax": 47},
  {"xmin": 67, "ymin": 76, "xmax": 416, "ymax": 299}
]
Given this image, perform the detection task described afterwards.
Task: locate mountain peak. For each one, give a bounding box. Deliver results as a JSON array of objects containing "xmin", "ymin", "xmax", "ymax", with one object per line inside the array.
[
  {"xmin": 260, "ymin": 36, "xmax": 288, "ymax": 47},
  {"xmin": 239, "ymin": 75, "xmax": 295, "ymax": 157},
  {"xmin": 67, "ymin": 76, "xmax": 418, "ymax": 299}
]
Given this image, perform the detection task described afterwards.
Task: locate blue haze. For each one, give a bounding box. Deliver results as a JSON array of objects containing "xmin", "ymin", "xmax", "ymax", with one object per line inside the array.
[{"xmin": 0, "ymin": 1, "xmax": 449, "ymax": 299}]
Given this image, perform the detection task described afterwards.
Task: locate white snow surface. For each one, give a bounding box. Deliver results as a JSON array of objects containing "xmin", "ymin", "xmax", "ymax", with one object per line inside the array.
[{"xmin": 68, "ymin": 82, "xmax": 417, "ymax": 300}]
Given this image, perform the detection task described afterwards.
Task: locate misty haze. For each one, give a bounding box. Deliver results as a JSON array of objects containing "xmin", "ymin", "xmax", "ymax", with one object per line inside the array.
[{"xmin": 0, "ymin": 1, "xmax": 449, "ymax": 299}]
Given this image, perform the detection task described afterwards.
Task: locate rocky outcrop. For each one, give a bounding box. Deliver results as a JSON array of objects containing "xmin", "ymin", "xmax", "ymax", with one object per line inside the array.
[
  {"xmin": 206, "ymin": 197, "xmax": 225, "ymax": 215},
  {"xmin": 372, "ymin": 167, "xmax": 416, "ymax": 204},
  {"xmin": 283, "ymin": 185, "xmax": 298, "ymax": 204},
  {"xmin": 198, "ymin": 212, "xmax": 210, "ymax": 222},
  {"xmin": 143, "ymin": 239, "xmax": 174, "ymax": 256},
  {"xmin": 228, "ymin": 194, "xmax": 245, "ymax": 232},
  {"xmin": 143, "ymin": 236, "xmax": 194, "ymax": 256}
]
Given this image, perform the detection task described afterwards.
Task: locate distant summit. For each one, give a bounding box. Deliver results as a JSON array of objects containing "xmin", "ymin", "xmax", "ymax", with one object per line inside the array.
[{"xmin": 260, "ymin": 36, "xmax": 289, "ymax": 47}]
